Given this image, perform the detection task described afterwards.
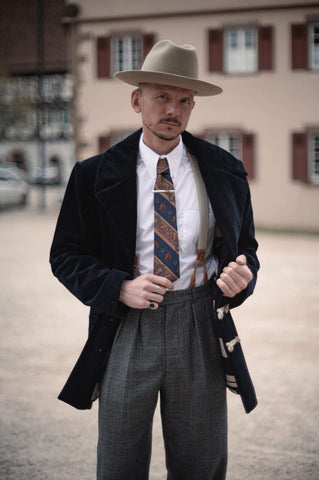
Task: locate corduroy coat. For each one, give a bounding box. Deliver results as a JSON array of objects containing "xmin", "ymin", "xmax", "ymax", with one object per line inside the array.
[{"xmin": 50, "ymin": 129, "xmax": 259, "ymax": 413}]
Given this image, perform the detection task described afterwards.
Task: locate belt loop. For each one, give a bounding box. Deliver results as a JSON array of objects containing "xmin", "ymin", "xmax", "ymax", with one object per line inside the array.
[{"xmin": 192, "ymin": 284, "xmax": 198, "ymax": 301}]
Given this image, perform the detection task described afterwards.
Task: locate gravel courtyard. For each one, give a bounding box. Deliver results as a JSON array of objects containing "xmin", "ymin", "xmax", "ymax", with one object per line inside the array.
[{"xmin": 0, "ymin": 189, "xmax": 318, "ymax": 480}]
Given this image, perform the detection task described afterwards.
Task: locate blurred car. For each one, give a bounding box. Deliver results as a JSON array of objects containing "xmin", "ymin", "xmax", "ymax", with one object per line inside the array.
[
  {"xmin": 30, "ymin": 165, "xmax": 61, "ymax": 185},
  {"xmin": 0, "ymin": 166, "xmax": 29, "ymax": 208}
]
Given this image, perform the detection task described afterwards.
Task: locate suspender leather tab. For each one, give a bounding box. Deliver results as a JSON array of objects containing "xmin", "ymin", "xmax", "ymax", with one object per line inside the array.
[{"xmin": 188, "ymin": 249, "xmax": 208, "ymax": 288}]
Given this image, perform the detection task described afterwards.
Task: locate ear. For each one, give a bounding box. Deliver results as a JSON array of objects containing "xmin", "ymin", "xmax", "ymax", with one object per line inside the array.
[{"xmin": 131, "ymin": 89, "xmax": 141, "ymax": 113}]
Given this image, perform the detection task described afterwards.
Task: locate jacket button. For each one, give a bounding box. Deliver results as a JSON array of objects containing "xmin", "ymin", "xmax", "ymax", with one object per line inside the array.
[{"xmin": 98, "ymin": 348, "xmax": 102, "ymax": 353}]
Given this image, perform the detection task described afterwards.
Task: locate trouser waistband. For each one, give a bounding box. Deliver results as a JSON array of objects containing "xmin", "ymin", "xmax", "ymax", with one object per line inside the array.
[{"xmin": 159, "ymin": 277, "xmax": 214, "ymax": 306}]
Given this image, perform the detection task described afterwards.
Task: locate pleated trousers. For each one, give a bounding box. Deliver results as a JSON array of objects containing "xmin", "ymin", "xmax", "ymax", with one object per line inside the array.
[{"xmin": 97, "ymin": 280, "xmax": 227, "ymax": 480}]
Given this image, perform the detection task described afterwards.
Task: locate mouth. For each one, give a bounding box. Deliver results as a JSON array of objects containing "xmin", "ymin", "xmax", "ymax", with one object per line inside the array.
[{"xmin": 160, "ymin": 118, "xmax": 182, "ymax": 128}]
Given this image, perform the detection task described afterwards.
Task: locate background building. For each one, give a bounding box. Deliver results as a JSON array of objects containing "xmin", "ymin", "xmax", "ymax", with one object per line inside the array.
[
  {"xmin": 1, "ymin": 1, "xmax": 317, "ymax": 230},
  {"xmin": 0, "ymin": 0, "xmax": 75, "ymax": 185},
  {"xmin": 63, "ymin": 0, "xmax": 319, "ymax": 232}
]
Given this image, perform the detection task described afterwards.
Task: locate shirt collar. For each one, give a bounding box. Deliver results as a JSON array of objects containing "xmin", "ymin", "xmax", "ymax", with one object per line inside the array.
[{"xmin": 138, "ymin": 134, "xmax": 185, "ymax": 182}]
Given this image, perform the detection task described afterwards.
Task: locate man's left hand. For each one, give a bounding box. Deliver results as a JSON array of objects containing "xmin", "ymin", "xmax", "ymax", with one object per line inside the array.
[{"xmin": 216, "ymin": 254, "xmax": 253, "ymax": 298}]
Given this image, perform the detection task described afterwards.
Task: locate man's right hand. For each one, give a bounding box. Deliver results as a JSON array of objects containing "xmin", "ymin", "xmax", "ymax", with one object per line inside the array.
[{"xmin": 119, "ymin": 274, "xmax": 173, "ymax": 310}]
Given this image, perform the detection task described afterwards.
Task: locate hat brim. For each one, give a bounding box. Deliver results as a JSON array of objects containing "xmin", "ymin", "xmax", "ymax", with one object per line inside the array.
[{"xmin": 114, "ymin": 70, "xmax": 223, "ymax": 96}]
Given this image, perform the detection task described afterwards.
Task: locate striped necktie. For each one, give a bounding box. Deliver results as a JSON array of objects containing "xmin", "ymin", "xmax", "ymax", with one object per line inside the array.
[{"xmin": 153, "ymin": 157, "xmax": 180, "ymax": 281}]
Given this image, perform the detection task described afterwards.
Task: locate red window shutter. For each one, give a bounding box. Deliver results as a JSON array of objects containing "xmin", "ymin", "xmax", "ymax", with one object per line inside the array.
[
  {"xmin": 97, "ymin": 36, "xmax": 111, "ymax": 78},
  {"xmin": 292, "ymin": 132, "xmax": 308, "ymax": 181},
  {"xmin": 258, "ymin": 26, "xmax": 273, "ymax": 71},
  {"xmin": 242, "ymin": 133, "xmax": 255, "ymax": 180},
  {"xmin": 291, "ymin": 24, "xmax": 308, "ymax": 70},
  {"xmin": 98, "ymin": 135, "xmax": 111, "ymax": 153},
  {"xmin": 142, "ymin": 34, "xmax": 155, "ymax": 62},
  {"xmin": 208, "ymin": 29, "xmax": 223, "ymax": 73}
]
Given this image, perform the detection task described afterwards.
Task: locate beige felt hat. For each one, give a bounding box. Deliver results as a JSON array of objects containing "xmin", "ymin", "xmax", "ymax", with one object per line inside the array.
[{"xmin": 114, "ymin": 39, "xmax": 223, "ymax": 96}]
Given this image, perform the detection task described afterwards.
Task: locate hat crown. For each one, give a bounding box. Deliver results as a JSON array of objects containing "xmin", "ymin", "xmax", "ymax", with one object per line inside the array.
[
  {"xmin": 142, "ymin": 40, "xmax": 199, "ymax": 80},
  {"xmin": 114, "ymin": 39, "xmax": 223, "ymax": 96}
]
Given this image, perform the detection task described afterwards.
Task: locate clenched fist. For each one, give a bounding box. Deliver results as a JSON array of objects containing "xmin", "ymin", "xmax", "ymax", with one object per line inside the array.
[{"xmin": 216, "ymin": 255, "xmax": 253, "ymax": 298}]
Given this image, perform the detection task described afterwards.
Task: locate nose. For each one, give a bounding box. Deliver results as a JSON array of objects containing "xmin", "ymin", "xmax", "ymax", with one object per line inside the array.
[{"xmin": 166, "ymin": 100, "xmax": 180, "ymax": 116}]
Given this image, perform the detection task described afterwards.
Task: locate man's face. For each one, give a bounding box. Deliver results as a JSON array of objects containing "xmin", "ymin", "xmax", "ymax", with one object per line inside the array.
[{"xmin": 131, "ymin": 83, "xmax": 195, "ymax": 151}]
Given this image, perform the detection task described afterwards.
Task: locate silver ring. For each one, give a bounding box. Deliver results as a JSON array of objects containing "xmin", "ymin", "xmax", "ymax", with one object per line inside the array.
[
  {"xmin": 155, "ymin": 285, "xmax": 161, "ymax": 294},
  {"xmin": 149, "ymin": 302, "xmax": 156, "ymax": 309}
]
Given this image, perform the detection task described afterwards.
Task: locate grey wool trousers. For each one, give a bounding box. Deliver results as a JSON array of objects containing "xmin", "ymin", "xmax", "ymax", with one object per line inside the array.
[{"xmin": 97, "ymin": 280, "xmax": 227, "ymax": 480}]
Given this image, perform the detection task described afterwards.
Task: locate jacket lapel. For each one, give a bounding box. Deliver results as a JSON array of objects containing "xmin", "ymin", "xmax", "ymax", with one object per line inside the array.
[{"xmin": 94, "ymin": 130, "xmax": 141, "ymax": 267}]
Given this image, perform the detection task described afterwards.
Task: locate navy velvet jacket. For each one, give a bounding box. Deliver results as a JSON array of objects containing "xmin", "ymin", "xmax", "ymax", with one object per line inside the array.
[{"xmin": 50, "ymin": 129, "xmax": 259, "ymax": 412}]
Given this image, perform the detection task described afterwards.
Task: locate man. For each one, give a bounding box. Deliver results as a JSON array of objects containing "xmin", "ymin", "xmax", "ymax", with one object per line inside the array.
[{"xmin": 50, "ymin": 40, "xmax": 259, "ymax": 480}]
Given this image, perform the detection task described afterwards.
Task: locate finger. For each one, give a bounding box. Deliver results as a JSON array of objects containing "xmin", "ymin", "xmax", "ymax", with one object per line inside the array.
[
  {"xmin": 219, "ymin": 270, "xmax": 247, "ymax": 296},
  {"xmin": 236, "ymin": 254, "xmax": 247, "ymax": 265},
  {"xmin": 152, "ymin": 284, "xmax": 166, "ymax": 296},
  {"xmin": 150, "ymin": 274, "xmax": 174, "ymax": 290},
  {"xmin": 225, "ymin": 262, "xmax": 252, "ymax": 281},
  {"xmin": 216, "ymin": 278, "xmax": 236, "ymax": 297},
  {"xmin": 148, "ymin": 302, "xmax": 158, "ymax": 310},
  {"xmin": 222, "ymin": 267, "xmax": 245, "ymax": 288},
  {"xmin": 148, "ymin": 292, "xmax": 165, "ymax": 303}
]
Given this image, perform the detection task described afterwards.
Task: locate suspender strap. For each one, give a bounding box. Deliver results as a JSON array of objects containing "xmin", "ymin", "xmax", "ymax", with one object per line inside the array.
[{"xmin": 187, "ymin": 153, "xmax": 209, "ymax": 288}]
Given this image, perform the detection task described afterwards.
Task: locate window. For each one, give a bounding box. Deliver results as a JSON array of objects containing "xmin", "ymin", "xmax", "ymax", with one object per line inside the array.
[
  {"xmin": 209, "ymin": 26, "xmax": 273, "ymax": 74},
  {"xmin": 111, "ymin": 36, "xmax": 142, "ymax": 75},
  {"xmin": 291, "ymin": 22, "xmax": 319, "ymax": 70},
  {"xmin": 41, "ymin": 108, "xmax": 73, "ymax": 140},
  {"xmin": 309, "ymin": 132, "xmax": 319, "ymax": 183},
  {"xmin": 97, "ymin": 33, "xmax": 155, "ymax": 79},
  {"xmin": 309, "ymin": 24, "xmax": 319, "ymax": 70},
  {"xmin": 2, "ymin": 109, "xmax": 37, "ymax": 140},
  {"xmin": 224, "ymin": 28, "xmax": 257, "ymax": 74},
  {"xmin": 0, "ymin": 76, "xmax": 38, "ymax": 104},
  {"xmin": 205, "ymin": 131, "xmax": 241, "ymax": 157},
  {"xmin": 203, "ymin": 130, "xmax": 255, "ymax": 179},
  {"xmin": 292, "ymin": 130, "xmax": 319, "ymax": 184},
  {"xmin": 0, "ymin": 74, "xmax": 73, "ymax": 105},
  {"xmin": 0, "ymin": 74, "xmax": 73, "ymax": 141},
  {"xmin": 41, "ymin": 74, "xmax": 73, "ymax": 102}
]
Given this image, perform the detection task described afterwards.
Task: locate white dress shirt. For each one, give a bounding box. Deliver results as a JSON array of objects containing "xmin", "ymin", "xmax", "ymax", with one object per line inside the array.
[{"xmin": 135, "ymin": 134, "xmax": 218, "ymax": 290}]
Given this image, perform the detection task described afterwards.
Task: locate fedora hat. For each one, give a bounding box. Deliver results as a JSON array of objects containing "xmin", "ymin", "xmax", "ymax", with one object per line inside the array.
[{"xmin": 114, "ymin": 40, "xmax": 223, "ymax": 96}]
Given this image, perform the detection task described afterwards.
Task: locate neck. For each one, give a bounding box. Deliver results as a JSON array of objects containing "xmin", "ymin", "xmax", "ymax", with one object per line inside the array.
[{"xmin": 142, "ymin": 130, "xmax": 181, "ymax": 155}]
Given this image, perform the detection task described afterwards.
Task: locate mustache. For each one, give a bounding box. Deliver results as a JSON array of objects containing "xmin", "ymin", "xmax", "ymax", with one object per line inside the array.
[{"xmin": 160, "ymin": 117, "xmax": 182, "ymax": 127}]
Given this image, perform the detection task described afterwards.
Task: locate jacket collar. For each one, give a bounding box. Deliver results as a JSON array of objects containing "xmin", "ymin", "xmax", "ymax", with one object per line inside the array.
[{"xmin": 94, "ymin": 129, "xmax": 142, "ymax": 196}]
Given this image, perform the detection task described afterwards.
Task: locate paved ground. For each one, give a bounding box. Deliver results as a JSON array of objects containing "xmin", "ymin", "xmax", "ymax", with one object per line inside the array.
[{"xmin": 0, "ymin": 187, "xmax": 319, "ymax": 480}]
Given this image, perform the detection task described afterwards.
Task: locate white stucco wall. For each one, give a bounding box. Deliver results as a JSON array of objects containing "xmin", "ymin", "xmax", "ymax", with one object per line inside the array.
[{"xmin": 69, "ymin": 1, "xmax": 319, "ymax": 231}]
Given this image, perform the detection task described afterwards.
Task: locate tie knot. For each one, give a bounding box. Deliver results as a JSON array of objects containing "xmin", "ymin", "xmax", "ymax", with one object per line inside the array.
[{"xmin": 157, "ymin": 157, "xmax": 169, "ymax": 176}]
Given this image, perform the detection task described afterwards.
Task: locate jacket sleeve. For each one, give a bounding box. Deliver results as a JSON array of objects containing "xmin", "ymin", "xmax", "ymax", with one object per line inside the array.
[
  {"xmin": 49, "ymin": 162, "xmax": 129, "ymax": 317},
  {"xmin": 228, "ymin": 186, "xmax": 259, "ymax": 309}
]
